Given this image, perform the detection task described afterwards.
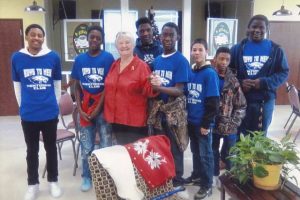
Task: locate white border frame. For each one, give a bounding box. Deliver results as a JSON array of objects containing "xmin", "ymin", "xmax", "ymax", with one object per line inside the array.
[
  {"xmin": 63, "ymin": 19, "xmax": 101, "ymax": 62},
  {"xmin": 206, "ymin": 18, "xmax": 238, "ymax": 59}
]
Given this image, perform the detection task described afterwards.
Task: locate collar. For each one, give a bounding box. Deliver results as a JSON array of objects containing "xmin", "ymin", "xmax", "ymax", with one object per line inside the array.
[
  {"xmin": 19, "ymin": 46, "xmax": 51, "ymax": 57},
  {"xmin": 192, "ymin": 61, "xmax": 211, "ymax": 70}
]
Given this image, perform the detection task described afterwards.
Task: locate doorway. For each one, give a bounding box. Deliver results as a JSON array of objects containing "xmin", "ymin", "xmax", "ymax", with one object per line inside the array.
[
  {"xmin": 269, "ymin": 21, "xmax": 300, "ymax": 105},
  {"xmin": 0, "ymin": 19, "xmax": 24, "ymax": 115}
]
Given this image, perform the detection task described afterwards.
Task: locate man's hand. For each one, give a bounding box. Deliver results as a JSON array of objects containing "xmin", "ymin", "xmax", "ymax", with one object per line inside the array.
[
  {"xmin": 252, "ymin": 79, "xmax": 260, "ymax": 89},
  {"xmin": 200, "ymin": 127, "xmax": 209, "ymax": 135},
  {"xmin": 242, "ymin": 79, "xmax": 255, "ymax": 92},
  {"xmin": 79, "ymin": 109, "xmax": 90, "ymax": 122},
  {"xmin": 88, "ymin": 111, "xmax": 98, "ymax": 120}
]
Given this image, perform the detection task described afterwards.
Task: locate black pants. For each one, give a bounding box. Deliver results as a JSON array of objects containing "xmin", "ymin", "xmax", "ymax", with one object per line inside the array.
[
  {"xmin": 112, "ymin": 124, "xmax": 148, "ymax": 145},
  {"xmin": 21, "ymin": 118, "xmax": 58, "ymax": 185}
]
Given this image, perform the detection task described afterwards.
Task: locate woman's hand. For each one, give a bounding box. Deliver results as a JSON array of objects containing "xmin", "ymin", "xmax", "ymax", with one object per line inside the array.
[{"xmin": 149, "ymin": 73, "xmax": 162, "ymax": 87}]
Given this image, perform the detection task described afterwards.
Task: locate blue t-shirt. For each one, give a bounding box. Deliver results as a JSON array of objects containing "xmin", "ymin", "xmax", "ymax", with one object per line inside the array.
[
  {"xmin": 134, "ymin": 39, "xmax": 163, "ymax": 67},
  {"xmin": 243, "ymin": 39, "xmax": 271, "ymax": 78},
  {"xmin": 71, "ymin": 51, "xmax": 114, "ymax": 94},
  {"xmin": 11, "ymin": 51, "xmax": 62, "ymax": 121},
  {"xmin": 152, "ymin": 51, "xmax": 189, "ymax": 102},
  {"xmin": 186, "ymin": 66, "xmax": 219, "ymax": 126}
]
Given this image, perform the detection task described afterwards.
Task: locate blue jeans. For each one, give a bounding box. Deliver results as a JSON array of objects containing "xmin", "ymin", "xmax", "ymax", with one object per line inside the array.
[
  {"xmin": 188, "ymin": 123, "xmax": 214, "ymax": 188},
  {"xmin": 80, "ymin": 113, "xmax": 112, "ymax": 179},
  {"xmin": 239, "ymin": 98, "xmax": 275, "ymax": 136},
  {"xmin": 212, "ymin": 133, "xmax": 237, "ymax": 176}
]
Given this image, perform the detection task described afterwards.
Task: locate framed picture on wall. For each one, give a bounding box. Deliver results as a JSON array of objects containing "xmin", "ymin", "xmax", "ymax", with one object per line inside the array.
[
  {"xmin": 206, "ymin": 18, "xmax": 238, "ymax": 59},
  {"xmin": 63, "ymin": 19, "xmax": 102, "ymax": 62}
]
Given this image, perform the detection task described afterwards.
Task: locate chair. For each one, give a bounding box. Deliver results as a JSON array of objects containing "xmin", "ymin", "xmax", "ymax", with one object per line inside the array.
[
  {"xmin": 285, "ymin": 84, "xmax": 300, "ymax": 137},
  {"xmin": 40, "ymin": 91, "xmax": 77, "ymax": 178},
  {"xmin": 88, "ymin": 154, "xmax": 184, "ymax": 200},
  {"xmin": 284, "ymin": 82, "xmax": 295, "ymax": 129}
]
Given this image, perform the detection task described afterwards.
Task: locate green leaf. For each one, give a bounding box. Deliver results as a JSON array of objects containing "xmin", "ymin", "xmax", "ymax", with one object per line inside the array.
[
  {"xmin": 268, "ymin": 154, "xmax": 284, "ymax": 164},
  {"xmin": 240, "ymin": 134, "xmax": 245, "ymax": 142},
  {"xmin": 253, "ymin": 165, "xmax": 268, "ymax": 178}
]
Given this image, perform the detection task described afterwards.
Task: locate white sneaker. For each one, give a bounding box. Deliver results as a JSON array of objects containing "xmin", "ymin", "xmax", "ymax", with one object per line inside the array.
[
  {"xmin": 49, "ymin": 182, "xmax": 63, "ymax": 198},
  {"xmin": 24, "ymin": 184, "xmax": 39, "ymax": 200},
  {"xmin": 212, "ymin": 176, "xmax": 221, "ymax": 189}
]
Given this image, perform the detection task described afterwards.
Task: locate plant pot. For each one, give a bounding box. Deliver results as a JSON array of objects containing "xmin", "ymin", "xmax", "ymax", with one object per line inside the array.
[{"xmin": 253, "ymin": 164, "xmax": 282, "ymax": 190}]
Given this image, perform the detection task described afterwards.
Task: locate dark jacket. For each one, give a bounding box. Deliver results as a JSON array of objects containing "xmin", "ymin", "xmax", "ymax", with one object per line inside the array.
[
  {"xmin": 147, "ymin": 95, "xmax": 189, "ymax": 152},
  {"xmin": 229, "ymin": 38, "xmax": 289, "ymax": 103},
  {"xmin": 215, "ymin": 68, "xmax": 247, "ymax": 135},
  {"xmin": 134, "ymin": 39, "xmax": 163, "ymax": 68}
]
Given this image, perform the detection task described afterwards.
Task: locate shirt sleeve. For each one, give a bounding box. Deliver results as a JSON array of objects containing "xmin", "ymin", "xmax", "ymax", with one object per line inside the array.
[
  {"xmin": 13, "ymin": 81, "xmax": 21, "ymax": 107},
  {"xmin": 52, "ymin": 52, "xmax": 62, "ymax": 80},
  {"xmin": 140, "ymin": 62, "xmax": 159, "ymax": 97},
  {"xmin": 11, "ymin": 53, "xmax": 20, "ymax": 82},
  {"xmin": 174, "ymin": 57, "xmax": 189, "ymax": 84},
  {"xmin": 71, "ymin": 57, "xmax": 80, "ymax": 80},
  {"xmin": 205, "ymin": 69, "xmax": 220, "ymax": 97}
]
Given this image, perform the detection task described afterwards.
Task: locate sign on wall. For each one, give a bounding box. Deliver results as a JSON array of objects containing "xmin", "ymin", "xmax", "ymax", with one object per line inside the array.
[
  {"xmin": 206, "ymin": 18, "xmax": 238, "ymax": 59},
  {"xmin": 64, "ymin": 19, "xmax": 102, "ymax": 62}
]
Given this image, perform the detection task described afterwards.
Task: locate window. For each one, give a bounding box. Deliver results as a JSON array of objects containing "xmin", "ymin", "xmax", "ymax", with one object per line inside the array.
[
  {"xmin": 103, "ymin": 10, "xmax": 138, "ymax": 59},
  {"xmin": 146, "ymin": 10, "xmax": 179, "ymax": 50},
  {"xmin": 146, "ymin": 10, "xmax": 178, "ymax": 33}
]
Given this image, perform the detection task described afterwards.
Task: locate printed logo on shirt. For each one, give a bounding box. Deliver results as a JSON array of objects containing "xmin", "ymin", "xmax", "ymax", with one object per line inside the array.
[
  {"xmin": 187, "ymin": 83, "xmax": 202, "ymax": 104},
  {"xmin": 143, "ymin": 54, "xmax": 154, "ymax": 64},
  {"xmin": 24, "ymin": 68, "xmax": 52, "ymax": 90},
  {"xmin": 154, "ymin": 70, "xmax": 172, "ymax": 86},
  {"xmin": 243, "ymin": 55, "xmax": 269, "ymax": 76},
  {"xmin": 82, "ymin": 67, "xmax": 104, "ymax": 88}
]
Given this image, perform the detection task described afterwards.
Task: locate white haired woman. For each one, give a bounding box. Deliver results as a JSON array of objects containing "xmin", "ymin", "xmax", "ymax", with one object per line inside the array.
[{"xmin": 103, "ymin": 31, "xmax": 160, "ymax": 144}]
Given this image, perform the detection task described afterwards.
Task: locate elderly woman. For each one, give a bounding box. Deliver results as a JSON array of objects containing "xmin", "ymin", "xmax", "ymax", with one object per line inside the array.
[{"xmin": 103, "ymin": 31, "xmax": 160, "ymax": 144}]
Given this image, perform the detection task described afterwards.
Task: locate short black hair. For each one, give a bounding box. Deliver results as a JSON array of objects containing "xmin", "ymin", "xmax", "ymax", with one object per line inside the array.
[
  {"xmin": 25, "ymin": 24, "xmax": 45, "ymax": 36},
  {"xmin": 215, "ymin": 46, "xmax": 231, "ymax": 57},
  {"xmin": 87, "ymin": 25, "xmax": 104, "ymax": 37},
  {"xmin": 191, "ymin": 38, "xmax": 208, "ymax": 50},
  {"xmin": 162, "ymin": 22, "xmax": 179, "ymax": 35},
  {"xmin": 135, "ymin": 17, "xmax": 152, "ymax": 29},
  {"xmin": 247, "ymin": 14, "xmax": 269, "ymax": 28}
]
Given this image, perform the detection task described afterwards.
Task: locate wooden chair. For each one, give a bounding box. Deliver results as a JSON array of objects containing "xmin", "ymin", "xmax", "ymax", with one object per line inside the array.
[{"xmin": 40, "ymin": 91, "xmax": 76, "ymax": 178}]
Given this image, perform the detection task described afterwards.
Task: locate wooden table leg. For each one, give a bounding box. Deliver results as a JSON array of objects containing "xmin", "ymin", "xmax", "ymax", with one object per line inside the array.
[{"xmin": 221, "ymin": 185, "xmax": 225, "ymax": 200}]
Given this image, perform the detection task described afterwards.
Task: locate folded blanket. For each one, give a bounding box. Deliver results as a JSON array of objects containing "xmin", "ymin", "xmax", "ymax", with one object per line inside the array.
[
  {"xmin": 92, "ymin": 145, "xmax": 144, "ymax": 200},
  {"xmin": 125, "ymin": 135, "xmax": 176, "ymax": 189}
]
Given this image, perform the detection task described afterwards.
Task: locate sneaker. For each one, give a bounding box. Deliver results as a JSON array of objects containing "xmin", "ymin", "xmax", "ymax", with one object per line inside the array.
[
  {"xmin": 24, "ymin": 184, "xmax": 39, "ymax": 200},
  {"xmin": 194, "ymin": 187, "xmax": 212, "ymax": 200},
  {"xmin": 212, "ymin": 176, "xmax": 221, "ymax": 188},
  {"xmin": 172, "ymin": 177, "xmax": 185, "ymax": 187},
  {"xmin": 49, "ymin": 182, "xmax": 63, "ymax": 198},
  {"xmin": 184, "ymin": 175, "xmax": 201, "ymax": 186},
  {"xmin": 81, "ymin": 177, "xmax": 92, "ymax": 192}
]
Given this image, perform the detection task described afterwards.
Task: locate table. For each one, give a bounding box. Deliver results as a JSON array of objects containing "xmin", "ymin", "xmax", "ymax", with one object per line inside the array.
[{"xmin": 219, "ymin": 173, "xmax": 300, "ymax": 200}]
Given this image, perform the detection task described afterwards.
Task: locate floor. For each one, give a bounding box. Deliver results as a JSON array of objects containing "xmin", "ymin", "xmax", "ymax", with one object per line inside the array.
[{"xmin": 0, "ymin": 105, "xmax": 299, "ymax": 200}]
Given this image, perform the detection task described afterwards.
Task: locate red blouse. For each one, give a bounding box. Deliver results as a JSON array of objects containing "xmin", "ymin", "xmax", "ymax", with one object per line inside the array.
[{"xmin": 104, "ymin": 56, "xmax": 157, "ymax": 127}]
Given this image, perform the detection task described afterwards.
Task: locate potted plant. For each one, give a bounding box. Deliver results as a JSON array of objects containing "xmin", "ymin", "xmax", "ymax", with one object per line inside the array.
[{"xmin": 228, "ymin": 131, "xmax": 300, "ymax": 190}]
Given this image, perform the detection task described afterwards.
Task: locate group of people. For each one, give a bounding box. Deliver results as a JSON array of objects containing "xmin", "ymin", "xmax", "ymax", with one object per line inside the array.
[{"xmin": 12, "ymin": 14, "xmax": 288, "ymax": 200}]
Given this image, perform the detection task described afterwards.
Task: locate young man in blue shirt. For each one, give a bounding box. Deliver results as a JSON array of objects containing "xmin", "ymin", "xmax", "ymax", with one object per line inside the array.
[
  {"xmin": 185, "ymin": 38, "xmax": 219, "ymax": 199},
  {"xmin": 134, "ymin": 17, "xmax": 163, "ymax": 68},
  {"xmin": 151, "ymin": 22, "xmax": 190, "ymax": 187},
  {"xmin": 230, "ymin": 15, "xmax": 289, "ymax": 135},
  {"xmin": 71, "ymin": 25, "xmax": 115, "ymax": 192},
  {"xmin": 12, "ymin": 24, "xmax": 63, "ymax": 200}
]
